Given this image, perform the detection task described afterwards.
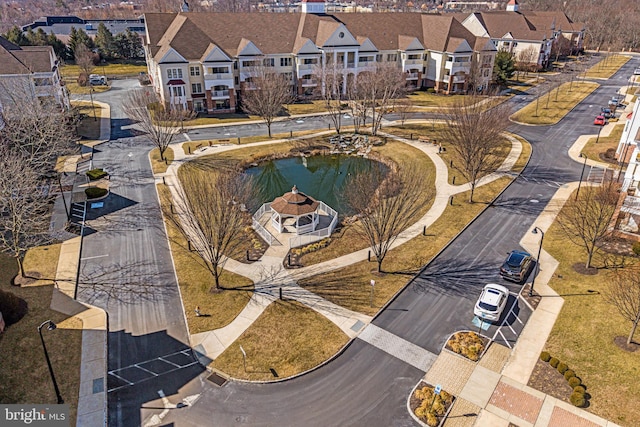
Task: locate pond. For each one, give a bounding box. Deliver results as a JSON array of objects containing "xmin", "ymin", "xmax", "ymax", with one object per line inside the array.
[{"xmin": 245, "ymin": 154, "xmax": 385, "ymax": 215}]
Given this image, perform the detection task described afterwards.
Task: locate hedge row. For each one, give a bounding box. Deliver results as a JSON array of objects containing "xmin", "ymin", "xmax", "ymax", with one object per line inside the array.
[{"xmin": 540, "ymin": 351, "xmax": 589, "ymax": 407}]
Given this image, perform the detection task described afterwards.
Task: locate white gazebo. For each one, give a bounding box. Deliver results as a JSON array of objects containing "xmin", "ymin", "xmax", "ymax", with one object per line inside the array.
[{"xmin": 270, "ymin": 185, "xmax": 320, "ymax": 234}]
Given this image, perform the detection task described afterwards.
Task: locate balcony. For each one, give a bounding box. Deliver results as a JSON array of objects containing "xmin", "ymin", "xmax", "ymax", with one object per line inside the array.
[
  {"xmin": 452, "ymin": 75, "xmax": 466, "ymax": 83},
  {"xmin": 404, "ymin": 59, "xmax": 423, "ymax": 65},
  {"xmin": 205, "ymin": 73, "xmax": 233, "ymax": 80},
  {"xmin": 300, "ymin": 78, "xmax": 318, "ymax": 87},
  {"xmin": 405, "ymin": 73, "xmax": 420, "ymax": 80},
  {"xmin": 445, "ymin": 61, "xmax": 471, "ymax": 73},
  {"xmin": 211, "ymin": 90, "xmax": 230, "ymax": 98},
  {"xmin": 346, "ymin": 61, "xmax": 356, "ymax": 68},
  {"xmin": 297, "ymin": 63, "xmax": 317, "ymax": 71}
]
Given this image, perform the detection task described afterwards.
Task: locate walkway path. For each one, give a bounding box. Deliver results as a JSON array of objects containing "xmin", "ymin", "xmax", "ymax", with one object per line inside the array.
[{"xmin": 160, "ymin": 127, "xmax": 523, "ymax": 362}]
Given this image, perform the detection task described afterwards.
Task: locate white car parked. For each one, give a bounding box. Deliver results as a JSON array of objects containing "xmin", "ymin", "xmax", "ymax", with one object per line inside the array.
[{"xmin": 474, "ymin": 284, "xmax": 509, "ymax": 322}]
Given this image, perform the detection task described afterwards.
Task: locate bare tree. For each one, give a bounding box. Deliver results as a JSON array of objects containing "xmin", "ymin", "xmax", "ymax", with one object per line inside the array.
[
  {"xmin": 393, "ymin": 98, "xmax": 413, "ymax": 128},
  {"xmin": 343, "ymin": 162, "xmax": 431, "ymax": 272},
  {"xmin": 605, "ymin": 268, "xmax": 640, "ymax": 345},
  {"xmin": 0, "ymin": 80, "xmax": 77, "ymax": 170},
  {"xmin": 241, "ymin": 64, "xmax": 294, "ymax": 138},
  {"xmin": 0, "ymin": 148, "xmax": 51, "ymax": 279},
  {"xmin": 515, "ymin": 46, "xmax": 539, "ymax": 79},
  {"xmin": 557, "ymin": 180, "xmax": 619, "ymax": 269},
  {"xmin": 441, "ymin": 95, "xmax": 510, "ymax": 202},
  {"xmin": 356, "ymin": 64, "xmax": 406, "ymax": 136},
  {"xmin": 314, "ymin": 62, "xmax": 345, "ymax": 134},
  {"xmin": 74, "ymin": 44, "xmax": 96, "ymax": 87},
  {"xmin": 167, "ymin": 165, "xmax": 256, "ymax": 290},
  {"xmin": 122, "ymin": 89, "xmax": 180, "ymax": 161}
]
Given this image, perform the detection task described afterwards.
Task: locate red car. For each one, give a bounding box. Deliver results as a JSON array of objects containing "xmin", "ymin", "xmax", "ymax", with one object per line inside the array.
[{"xmin": 594, "ymin": 115, "xmax": 606, "ymax": 126}]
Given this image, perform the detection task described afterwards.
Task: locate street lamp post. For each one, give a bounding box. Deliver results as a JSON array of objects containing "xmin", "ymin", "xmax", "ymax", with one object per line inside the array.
[
  {"xmin": 595, "ymin": 125, "xmax": 603, "ymax": 144},
  {"xmin": 576, "ymin": 153, "xmax": 588, "ymax": 200},
  {"xmin": 38, "ymin": 320, "xmax": 64, "ymax": 404},
  {"xmin": 530, "ymin": 227, "xmax": 545, "ymax": 297}
]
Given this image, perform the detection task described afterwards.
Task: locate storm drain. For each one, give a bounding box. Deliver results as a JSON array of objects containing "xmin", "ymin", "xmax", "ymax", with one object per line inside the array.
[{"xmin": 207, "ymin": 371, "xmax": 228, "ymax": 387}]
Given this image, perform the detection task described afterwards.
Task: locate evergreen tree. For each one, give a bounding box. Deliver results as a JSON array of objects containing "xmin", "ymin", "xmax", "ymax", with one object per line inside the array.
[
  {"xmin": 114, "ymin": 29, "xmax": 142, "ymax": 59},
  {"xmin": 47, "ymin": 32, "xmax": 67, "ymax": 59},
  {"xmin": 67, "ymin": 26, "xmax": 94, "ymax": 59},
  {"xmin": 94, "ymin": 23, "xmax": 115, "ymax": 59},
  {"xmin": 25, "ymin": 28, "xmax": 48, "ymax": 46},
  {"xmin": 493, "ymin": 50, "xmax": 515, "ymax": 86},
  {"xmin": 3, "ymin": 26, "xmax": 27, "ymax": 45}
]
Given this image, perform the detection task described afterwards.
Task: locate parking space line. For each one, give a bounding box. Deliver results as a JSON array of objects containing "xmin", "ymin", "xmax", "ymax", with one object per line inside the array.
[
  {"xmin": 497, "ymin": 329, "xmax": 511, "ymax": 349},
  {"xmin": 135, "ymin": 364, "xmax": 159, "ymax": 376},
  {"xmin": 108, "ymin": 372, "xmax": 134, "ymax": 386}
]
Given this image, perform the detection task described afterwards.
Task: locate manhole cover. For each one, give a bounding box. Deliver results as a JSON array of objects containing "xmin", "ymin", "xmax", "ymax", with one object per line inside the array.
[{"xmin": 207, "ymin": 372, "xmax": 228, "ymax": 387}]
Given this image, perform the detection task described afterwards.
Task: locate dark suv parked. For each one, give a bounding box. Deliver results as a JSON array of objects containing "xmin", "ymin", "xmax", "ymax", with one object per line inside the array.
[{"xmin": 500, "ymin": 250, "xmax": 533, "ymax": 283}]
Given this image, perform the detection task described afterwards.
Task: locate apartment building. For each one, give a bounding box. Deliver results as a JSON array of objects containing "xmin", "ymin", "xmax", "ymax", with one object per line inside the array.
[
  {"xmin": 143, "ymin": 2, "xmax": 496, "ymax": 114},
  {"xmin": 0, "ymin": 36, "xmax": 69, "ymax": 112},
  {"xmin": 460, "ymin": 0, "xmax": 584, "ymax": 69}
]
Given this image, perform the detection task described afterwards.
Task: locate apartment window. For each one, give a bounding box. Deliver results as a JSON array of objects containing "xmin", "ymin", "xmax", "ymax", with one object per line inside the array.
[
  {"xmin": 242, "ymin": 60, "xmax": 259, "ymax": 67},
  {"xmin": 209, "ymin": 67, "xmax": 229, "ymax": 74},
  {"xmin": 376, "ymin": 54, "xmax": 383, "ymax": 62},
  {"xmin": 190, "ymin": 66, "xmax": 200, "ymax": 76},
  {"xmin": 171, "ymin": 86, "xmax": 184, "ymax": 96},
  {"xmin": 167, "ymin": 68, "xmax": 183, "ymax": 79},
  {"xmin": 408, "ymin": 54, "xmax": 421, "ymax": 60},
  {"xmin": 303, "ymin": 58, "xmax": 317, "ymax": 65},
  {"xmin": 283, "ymin": 72, "xmax": 293, "ymax": 81},
  {"xmin": 358, "ymin": 56, "xmax": 372, "ymax": 63},
  {"xmin": 281, "ymin": 57, "xmax": 292, "ymax": 67},
  {"xmin": 386, "ymin": 53, "xmax": 397, "ymax": 62},
  {"xmin": 263, "ymin": 58, "xmax": 275, "ymax": 67},
  {"xmin": 191, "ymin": 83, "xmax": 202, "ymax": 93}
]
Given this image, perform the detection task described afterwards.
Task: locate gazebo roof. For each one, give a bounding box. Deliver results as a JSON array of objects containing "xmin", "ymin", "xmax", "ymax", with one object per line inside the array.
[{"xmin": 270, "ymin": 185, "xmax": 319, "ymax": 216}]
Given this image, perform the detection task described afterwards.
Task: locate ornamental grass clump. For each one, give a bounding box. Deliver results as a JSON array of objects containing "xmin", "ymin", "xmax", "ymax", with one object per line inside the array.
[{"xmin": 414, "ymin": 385, "xmax": 454, "ymax": 427}]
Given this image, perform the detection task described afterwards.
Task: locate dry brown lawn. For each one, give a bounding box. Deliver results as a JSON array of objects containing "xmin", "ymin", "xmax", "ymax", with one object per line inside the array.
[
  {"xmin": 0, "ymin": 248, "xmax": 81, "ymax": 425},
  {"xmin": 210, "ymin": 300, "xmax": 348, "ymax": 380},
  {"xmin": 580, "ymin": 124, "xmax": 625, "ymax": 167},
  {"xmin": 541, "ymin": 195, "xmax": 640, "ymax": 427},
  {"xmin": 150, "ymin": 147, "xmax": 174, "ymax": 175}
]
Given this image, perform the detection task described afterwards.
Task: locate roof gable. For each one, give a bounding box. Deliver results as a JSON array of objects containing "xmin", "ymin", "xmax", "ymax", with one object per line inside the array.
[
  {"xmin": 237, "ymin": 38, "xmax": 263, "ymax": 56},
  {"xmin": 447, "ymin": 37, "xmax": 472, "ymax": 53},
  {"xmin": 159, "ymin": 47, "xmax": 187, "ymax": 63},
  {"xmin": 357, "ymin": 37, "xmax": 378, "ymax": 53},
  {"xmin": 201, "ymin": 43, "xmax": 232, "ymax": 62},
  {"xmin": 319, "ymin": 22, "xmax": 358, "ymax": 47},
  {"xmin": 399, "ymin": 36, "xmax": 424, "ymax": 51},
  {"xmin": 295, "ymin": 38, "xmax": 321, "ymax": 54}
]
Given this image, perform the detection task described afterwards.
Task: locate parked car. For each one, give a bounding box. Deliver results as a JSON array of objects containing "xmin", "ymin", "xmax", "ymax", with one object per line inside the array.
[
  {"xmin": 474, "ymin": 284, "xmax": 510, "ymax": 322},
  {"xmin": 600, "ymin": 108, "xmax": 614, "ymax": 119},
  {"xmin": 594, "ymin": 115, "xmax": 607, "ymax": 126},
  {"xmin": 500, "ymin": 250, "xmax": 534, "ymax": 283},
  {"xmin": 89, "ymin": 74, "xmax": 107, "ymax": 85},
  {"xmin": 634, "ymin": 68, "xmax": 640, "ymax": 75},
  {"xmin": 609, "ymin": 97, "xmax": 625, "ymax": 109}
]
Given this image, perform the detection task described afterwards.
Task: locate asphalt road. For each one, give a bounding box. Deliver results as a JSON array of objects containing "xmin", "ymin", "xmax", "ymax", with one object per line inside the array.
[
  {"xmin": 75, "ymin": 79, "xmax": 204, "ymax": 426},
  {"xmin": 75, "ymin": 55, "xmax": 639, "ymax": 426}
]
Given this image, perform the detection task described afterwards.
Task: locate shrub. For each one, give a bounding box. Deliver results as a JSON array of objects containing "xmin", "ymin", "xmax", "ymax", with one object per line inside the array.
[
  {"xmin": 568, "ymin": 376, "xmax": 582, "ymax": 388},
  {"xmin": 0, "ymin": 289, "xmax": 28, "ymax": 325},
  {"xmin": 633, "ymin": 241, "xmax": 640, "ymax": 256},
  {"xmin": 573, "ymin": 385, "xmax": 586, "ymax": 394},
  {"xmin": 540, "ymin": 351, "xmax": 551, "ymax": 362},
  {"xmin": 549, "ymin": 357, "xmax": 560, "ymax": 368},
  {"xmin": 564, "ymin": 369, "xmax": 575, "ymax": 380},
  {"xmin": 447, "ymin": 331, "xmax": 485, "ymax": 361},
  {"xmin": 85, "ymin": 187, "xmax": 108, "ymax": 199},
  {"xmin": 570, "ymin": 391, "xmax": 586, "ymax": 407},
  {"xmin": 557, "ymin": 362, "xmax": 569, "ymax": 374},
  {"xmin": 86, "ymin": 168, "xmax": 108, "ymax": 181}
]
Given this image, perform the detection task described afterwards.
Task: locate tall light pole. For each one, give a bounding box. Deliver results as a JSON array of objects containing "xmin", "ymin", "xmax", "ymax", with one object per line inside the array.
[
  {"xmin": 530, "ymin": 227, "xmax": 545, "ymax": 297},
  {"xmin": 595, "ymin": 125, "xmax": 603, "ymax": 144},
  {"xmin": 576, "ymin": 153, "xmax": 588, "ymax": 200},
  {"xmin": 38, "ymin": 320, "xmax": 64, "ymax": 404}
]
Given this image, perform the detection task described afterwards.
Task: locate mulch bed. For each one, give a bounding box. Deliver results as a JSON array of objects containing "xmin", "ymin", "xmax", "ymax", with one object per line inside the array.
[
  {"xmin": 572, "ymin": 263, "xmax": 599, "ymax": 275},
  {"xmin": 409, "ymin": 381, "xmax": 455, "ymax": 427},
  {"xmin": 527, "ymin": 358, "xmax": 573, "ymax": 404},
  {"xmin": 613, "ymin": 336, "xmax": 640, "ymax": 352}
]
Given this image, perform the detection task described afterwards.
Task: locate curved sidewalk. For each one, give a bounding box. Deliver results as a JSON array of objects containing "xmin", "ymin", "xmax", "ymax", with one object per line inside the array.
[{"xmin": 159, "ymin": 126, "xmax": 523, "ymax": 362}]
